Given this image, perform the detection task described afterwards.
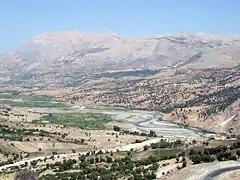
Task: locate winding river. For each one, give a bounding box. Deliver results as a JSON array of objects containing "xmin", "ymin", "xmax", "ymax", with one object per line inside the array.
[
  {"xmin": 133, "ymin": 111, "xmax": 215, "ymax": 138},
  {"xmin": 25, "ymin": 106, "xmax": 216, "ymax": 139}
]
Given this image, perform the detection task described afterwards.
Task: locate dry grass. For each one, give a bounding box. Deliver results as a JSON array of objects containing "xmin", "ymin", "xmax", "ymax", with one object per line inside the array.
[{"xmin": 0, "ymin": 173, "xmax": 13, "ymax": 180}]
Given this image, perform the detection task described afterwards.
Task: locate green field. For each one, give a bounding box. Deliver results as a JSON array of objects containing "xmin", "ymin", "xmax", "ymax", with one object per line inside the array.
[
  {"xmin": 112, "ymin": 148, "xmax": 182, "ymax": 160},
  {"xmin": 151, "ymin": 148, "xmax": 182, "ymax": 157},
  {"xmin": 0, "ymin": 130, "xmax": 24, "ymax": 141},
  {"xmin": 38, "ymin": 112, "xmax": 113, "ymax": 130},
  {"xmin": 0, "ymin": 91, "xmax": 67, "ymax": 108},
  {"xmin": 0, "ymin": 91, "xmax": 115, "ymax": 130}
]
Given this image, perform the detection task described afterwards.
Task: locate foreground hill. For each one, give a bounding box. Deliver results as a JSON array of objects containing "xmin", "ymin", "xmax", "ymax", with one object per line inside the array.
[{"xmin": 0, "ymin": 31, "xmax": 240, "ymax": 87}]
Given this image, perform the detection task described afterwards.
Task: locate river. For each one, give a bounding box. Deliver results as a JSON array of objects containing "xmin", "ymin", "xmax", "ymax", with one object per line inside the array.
[
  {"xmin": 132, "ymin": 111, "xmax": 215, "ymax": 138},
  {"xmin": 25, "ymin": 106, "xmax": 216, "ymax": 139}
]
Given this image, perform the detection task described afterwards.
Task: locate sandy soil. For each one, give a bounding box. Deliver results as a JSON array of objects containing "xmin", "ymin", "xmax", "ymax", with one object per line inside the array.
[
  {"xmin": 220, "ymin": 171, "xmax": 240, "ymax": 180},
  {"xmin": 162, "ymin": 106, "xmax": 215, "ymax": 130},
  {"xmin": 0, "ymin": 106, "xmax": 41, "ymax": 123},
  {"xmin": 104, "ymin": 121, "xmax": 135, "ymax": 130},
  {"xmin": 156, "ymin": 159, "xmax": 180, "ymax": 180},
  {"xmin": 31, "ymin": 87, "xmax": 75, "ymax": 97},
  {"xmin": 5, "ymin": 119, "xmax": 147, "ymax": 155},
  {"xmin": 11, "ymin": 142, "xmax": 87, "ymax": 153},
  {"xmin": 0, "ymin": 173, "xmax": 13, "ymax": 180},
  {"xmin": 0, "ymin": 141, "xmax": 19, "ymax": 156}
]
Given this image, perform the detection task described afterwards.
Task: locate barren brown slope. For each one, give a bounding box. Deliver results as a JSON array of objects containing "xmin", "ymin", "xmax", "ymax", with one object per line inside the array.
[{"xmin": 0, "ymin": 31, "xmax": 240, "ymax": 87}]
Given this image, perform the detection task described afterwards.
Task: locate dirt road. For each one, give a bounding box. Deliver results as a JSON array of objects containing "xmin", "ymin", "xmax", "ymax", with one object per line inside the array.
[{"xmin": 0, "ymin": 137, "xmax": 164, "ymax": 171}]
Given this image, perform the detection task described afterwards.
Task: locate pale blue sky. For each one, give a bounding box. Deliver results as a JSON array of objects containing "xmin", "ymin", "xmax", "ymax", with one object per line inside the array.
[{"xmin": 0, "ymin": 0, "xmax": 239, "ymax": 53}]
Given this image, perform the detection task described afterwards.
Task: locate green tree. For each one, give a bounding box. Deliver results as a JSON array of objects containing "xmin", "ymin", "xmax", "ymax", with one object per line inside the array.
[
  {"xmin": 182, "ymin": 159, "xmax": 187, "ymax": 168},
  {"xmin": 106, "ymin": 156, "xmax": 113, "ymax": 163},
  {"xmin": 190, "ymin": 154, "xmax": 201, "ymax": 164},
  {"xmin": 113, "ymin": 126, "xmax": 121, "ymax": 132},
  {"xmin": 89, "ymin": 158, "xmax": 95, "ymax": 164},
  {"xmin": 236, "ymin": 150, "xmax": 240, "ymax": 157},
  {"xmin": 30, "ymin": 160, "xmax": 37, "ymax": 167}
]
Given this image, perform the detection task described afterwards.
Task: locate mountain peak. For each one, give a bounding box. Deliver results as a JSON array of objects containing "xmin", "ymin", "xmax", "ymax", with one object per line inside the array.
[
  {"xmin": 0, "ymin": 30, "xmax": 240, "ymax": 87},
  {"xmin": 35, "ymin": 30, "xmax": 91, "ymax": 40},
  {"xmin": 35, "ymin": 30, "xmax": 121, "ymax": 40}
]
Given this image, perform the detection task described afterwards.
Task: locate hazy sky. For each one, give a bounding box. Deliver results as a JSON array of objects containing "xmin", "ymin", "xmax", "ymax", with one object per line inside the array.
[{"xmin": 1, "ymin": 0, "xmax": 239, "ymax": 53}]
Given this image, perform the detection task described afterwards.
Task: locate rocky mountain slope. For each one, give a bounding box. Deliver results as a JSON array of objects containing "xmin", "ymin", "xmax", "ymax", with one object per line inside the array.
[
  {"xmin": 46, "ymin": 64, "xmax": 238, "ymax": 135},
  {"xmin": 0, "ymin": 31, "xmax": 240, "ymax": 87}
]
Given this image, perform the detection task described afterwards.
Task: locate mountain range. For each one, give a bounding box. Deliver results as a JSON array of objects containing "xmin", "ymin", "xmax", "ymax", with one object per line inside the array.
[{"xmin": 0, "ymin": 30, "xmax": 240, "ymax": 87}]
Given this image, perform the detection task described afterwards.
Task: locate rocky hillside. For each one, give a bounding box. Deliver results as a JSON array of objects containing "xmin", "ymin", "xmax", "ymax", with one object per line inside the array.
[
  {"xmin": 0, "ymin": 31, "xmax": 240, "ymax": 87},
  {"xmin": 47, "ymin": 65, "xmax": 239, "ymax": 135}
]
